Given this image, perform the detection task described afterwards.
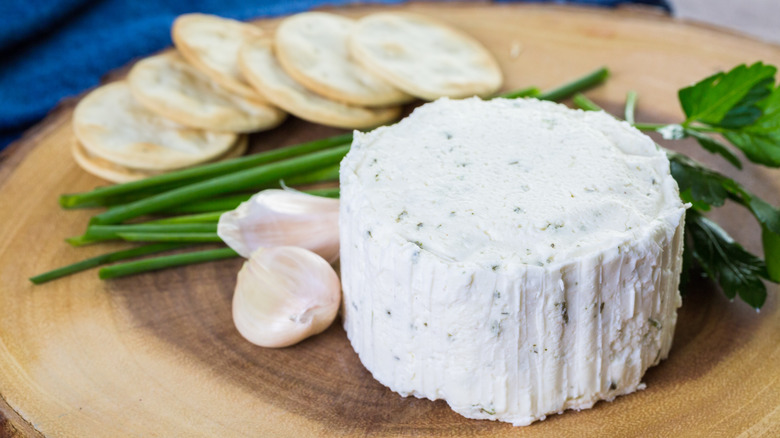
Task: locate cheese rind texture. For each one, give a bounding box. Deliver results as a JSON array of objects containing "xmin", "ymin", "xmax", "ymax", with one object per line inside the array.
[{"xmin": 339, "ymin": 98, "xmax": 686, "ymax": 426}]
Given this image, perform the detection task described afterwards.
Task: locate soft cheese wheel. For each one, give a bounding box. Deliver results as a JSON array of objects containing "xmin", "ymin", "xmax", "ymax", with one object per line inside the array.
[
  {"xmin": 349, "ymin": 13, "xmax": 503, "ymax": 100},
  {"xmin": 128, "ymin": 52, "xmax": 286, "ymax": 133},
  {"xmin": 274, "ymin": 12, "xmax": 411, "ymax": 106},
  {"xmin": 73, "ymin": 82, "xmax": 237, "ymax": 171},
  {"xmin": 339, "ymin": 98, "xmax": 687, "ymax": 426}
]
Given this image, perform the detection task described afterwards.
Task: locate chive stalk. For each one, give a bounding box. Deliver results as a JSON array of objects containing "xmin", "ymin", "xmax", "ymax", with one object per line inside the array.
[
  {"xmin": 160, "ymin": 194, "xmax": 253, "ymax": 214},
  {"xmin": 91, "ymin": 145, "xmax": 350, "ymax": 225},
  {"xmin": 29, "ymin": 243, "xmax": 190, "ymax": 284},
  {"xmin": 68, "ymin": 223, "xmax": 218, "ymax": 246},
  {"xmin": 632, "ymin": 122, "xmax": 668, "ymax": 131},
  {"xmin": 572, "ymin": 93, "xmax": 603, "ymax": 111},
  {"xmin": 625, "ymin": 90, "xmax": 638, "ymax": 124},
  {"xmin": 145, "ymin": 211, "xmax": 226, "ymax": 224},
  {"xmin": 116, "ymin": 232, "xmax": 222, "ymax": 243},
  {"xmin": 303, "ymin": 187, "xmax": 340, "ymax": 198},
  {"xmin": 496, "ymin": 86, "xmax": 541, "ymax": 99},
  {"xmin": 99, "ymin": 248, "xmax": 240, "ymax": 279},
  {"xmin": 60, "ymin": 134, "xmax": 352, "ymax": 208},
  {"xmin": 283, "ymin": 164, "xmax": 339, "ymax": 185},
  {"xmin": 537, "ymin": 67, "xmax": 609, "ymax": 102}
]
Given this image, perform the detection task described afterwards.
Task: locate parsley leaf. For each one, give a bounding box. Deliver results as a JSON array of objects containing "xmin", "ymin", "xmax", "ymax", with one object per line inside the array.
[
  {"xmin": 686, "ymin": 212, "xmax": 768, "ymax": 309},
  {"xmin": 669, "ymin": 151, "xmax": 780, "ymax": 284},
  {"xmin": 668, "ymin": 152, "xmax": 780, "ymax": 233},
  {"xmin": 668, "ymin": 152, "xmax": 732, "ymax": 207},
  {"xmin": 723, "ymin": 86, "xmax": 780, "ymax": 167},
  {"xmin": 683, "ymin": 128, "xmax": 742, "ymax": 169},
  {"xmin": 679, "ymin": 62, "xmax": 776, "ymax": 129},
  {"xmin": 762, "ymin": 226, "xmax": 780, "ymax": 282}
]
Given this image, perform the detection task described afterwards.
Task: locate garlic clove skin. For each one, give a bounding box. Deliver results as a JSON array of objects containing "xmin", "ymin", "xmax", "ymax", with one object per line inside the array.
[
  {"xmin": 233, "ymin": 245, "xmax": 341, "ymax": 348},
  {"xmin": 218, "ymin": 189, "xmax": 340, "ymax": 262}
]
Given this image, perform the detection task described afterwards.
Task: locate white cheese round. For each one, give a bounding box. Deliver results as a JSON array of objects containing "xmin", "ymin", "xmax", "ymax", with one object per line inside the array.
[{"xmin": 339, "ymin": 97, "xmax": 687, "ymax": 426}]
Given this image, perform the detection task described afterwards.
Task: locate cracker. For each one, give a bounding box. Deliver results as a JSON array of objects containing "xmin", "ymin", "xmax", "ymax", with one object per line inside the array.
[
  {"xmin": 274, "ymin": 12, "xmax": 411, "ymax": 107},
  {"xmin": 238, "ymin": 38, "xmax": 401, "ymax": 129},
  {"xmin": 72, "ymin": 135, "xmax": 248, "ymax": 183},
  {"xmin": 128, "ymin": 52, "xmax": 286, "ymax": 133},
  {"xmin": 349, "ymin": 13, "xmax": 503, "ymax": 100},
  {"xmin": 73, "ymin": 81, "xmax": 237, "ymax": 171},
  {"xmin": 172, "ymin": 14, "xmax": 266, "ymax": 101}
]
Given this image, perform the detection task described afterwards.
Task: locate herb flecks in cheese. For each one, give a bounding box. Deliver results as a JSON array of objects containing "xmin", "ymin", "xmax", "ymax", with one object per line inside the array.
[
  {"xmin": 344, "ymin": 98, "xmax": 680, "ymax": 267},
  {"xmin": 339, "ymin": 97, "xmax": 687, "ymax": 426}
]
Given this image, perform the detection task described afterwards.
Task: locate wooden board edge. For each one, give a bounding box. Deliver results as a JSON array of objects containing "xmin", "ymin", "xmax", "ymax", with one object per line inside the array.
[{"xmin": 0, "ymin": 393, "xmax": 44, "ymax": 438}]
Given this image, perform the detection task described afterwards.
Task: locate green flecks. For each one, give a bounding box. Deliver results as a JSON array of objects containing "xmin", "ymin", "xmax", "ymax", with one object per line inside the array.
[
  {"xmin": 396, "ymin": 210, "xmax": 407, "ymax": 222},
  {"xmin": 555, "ymin": 301, "xmax": 569, "ymax": 324},
  {"xmin": 648, "ymin": 318, "xmax": 662, "ymax": 329},
  {"xmin": 490, "ymin": 320, "xmax": 502, "ymax": 337},
  {"xmin": 416, "ymin": 222, "xmax": 424, "ymax": 230}
]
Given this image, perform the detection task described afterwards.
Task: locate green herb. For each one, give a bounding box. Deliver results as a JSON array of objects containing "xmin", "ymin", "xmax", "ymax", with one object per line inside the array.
[
  {"xmin": 496, "ymin": 86, "xmax": 540, "ymax": 99},
  {"xmin": 685, "ymin": 128, "xmax": 743, "ymax": 168},
  {"xmin": 686, "ymin": 211, "xmax": 769, "ymax": 309},
  {"xmin": 29, "ymin": 243, "xmax": 191, "ymax": 284},
  {"xmin": 572, "ymin": 93, "xmax": 601, "ymax": 112},
  {"xmin": 645, "ymin": 62, "xmax": 780, "ymax": 168},
  {"xmin": 628, "ymin": 62, "xmax": 780, "ymax": 308},
  {"xmin": 624, "ymin": 90, "xmax": 638, "ymax": 124},
  {"xmin": 536, "ymin": 67, "xmax": 609, "ymax": 102},
  {"xmin": 678, "ymin": 62, "xmax": 776, "ymax": 129},
  {"xmin": 68, "ymin": 223, "xmax": 218, "ymax": 246},
  {"xmin": 98, "ymin": 248, "xmax": 239, "ymax": 280},
  {"xmin": 144, "ymin": 211, "xmax": 225, "ymax": 225},
  {"xmin": 91, "ymin": 145, "xmax": 350, "ymax": 225},
  {"xmin": 115, "ymin": 232, "xmax": 222, "ymax": 243},
  {"xmin": 723, "ymin": 86, "xmax": 780, "ymax": 167},
  {"xmin": 59, "ymin": 134, "xmax": 352, "ymax": 209}
]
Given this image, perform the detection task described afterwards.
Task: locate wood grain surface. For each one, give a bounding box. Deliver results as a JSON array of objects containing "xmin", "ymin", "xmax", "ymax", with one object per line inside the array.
[{"xmin": 1, "ymin": 3, "xmax": 779, "ymax": 437}]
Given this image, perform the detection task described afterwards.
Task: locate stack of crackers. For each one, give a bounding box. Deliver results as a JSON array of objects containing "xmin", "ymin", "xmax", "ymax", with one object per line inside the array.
[{"xmin": 72, "ymin": 12, "xmax": 503, "ymax": 183}]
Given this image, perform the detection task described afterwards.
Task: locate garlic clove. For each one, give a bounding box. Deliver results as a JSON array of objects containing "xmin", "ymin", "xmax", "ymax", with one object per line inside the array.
[
  {"xmin": 218, "ymin": 189, "xmax": 340, "ymax": 262},
  {"xmin": 232, "ymin": 245, "xmax": 341, "ymax": 348}
]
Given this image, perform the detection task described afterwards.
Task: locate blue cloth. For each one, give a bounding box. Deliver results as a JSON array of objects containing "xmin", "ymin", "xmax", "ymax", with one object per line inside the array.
[{"xmin": 0, "ymin": 0, "xmax": 670, "ymax": 150}]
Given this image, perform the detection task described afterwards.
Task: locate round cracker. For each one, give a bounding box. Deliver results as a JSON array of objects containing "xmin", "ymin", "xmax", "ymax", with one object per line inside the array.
[
  {"xmin": 128, "ymin": 52, "xmax": 286, "ymax": 133},
  {"xmin": 349, "ymin": 13, "xmax": 503, "ymax": 100},
  {"xmin": 73, "ymin": 81, "xmax": 237, "ymax": 171},
  {"xmin": 274, "ymin": 12, "xmax": 411, "ymax": 107},
  {"xmin": 172, "ymin": 14, "xmax": 266, "ymax": 100},
  {"xmin": 238, "ymin": 38, "xmax": 401, "ymax": 130},
  {"xmin": 72, "ymin": 135, "xmax": 248, "ymax": 183}
]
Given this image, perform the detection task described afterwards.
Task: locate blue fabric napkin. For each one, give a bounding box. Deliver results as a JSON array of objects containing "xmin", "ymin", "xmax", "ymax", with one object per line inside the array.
[{"xmin": 0, "ymin": 0, "xmax": 670, "ymax": 150}]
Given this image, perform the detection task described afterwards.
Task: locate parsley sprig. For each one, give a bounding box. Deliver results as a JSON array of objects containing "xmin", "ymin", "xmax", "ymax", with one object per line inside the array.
[{"xmin": 637, "ymin": 62, "xmax": 780, "ymax": 309}]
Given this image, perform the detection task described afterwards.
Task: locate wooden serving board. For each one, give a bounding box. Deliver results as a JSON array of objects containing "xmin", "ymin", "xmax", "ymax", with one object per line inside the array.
[{"xmin": 1, "ymin": 3, "xmax": 779, "ymax": 437}]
